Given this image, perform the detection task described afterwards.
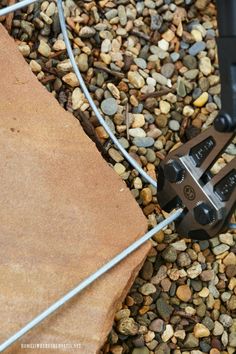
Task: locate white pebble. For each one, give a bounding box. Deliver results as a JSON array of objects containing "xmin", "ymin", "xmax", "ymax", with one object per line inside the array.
[
  {"xmin": 162, "ymin": 324, "xmax": 174, "ymax": 342},
  {"xmin": 158, "ymin": 38, "xmax": 169, "ymax": 51},
  {"xmin": 159, "ymin": 100, "xmax": 171, "ymax": 114}
]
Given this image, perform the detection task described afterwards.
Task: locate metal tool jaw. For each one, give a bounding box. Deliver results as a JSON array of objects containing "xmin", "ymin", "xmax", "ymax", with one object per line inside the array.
[
  {"xmin": 157, "ymin": 0, "xmax": 236, "ymax": 240},
  {"xmin": 157, "ymin": 127, "xmax": 235, "ymax": 240}
]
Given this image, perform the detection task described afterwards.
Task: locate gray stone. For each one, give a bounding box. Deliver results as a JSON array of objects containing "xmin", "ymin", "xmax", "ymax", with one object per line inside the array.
[
  {"xmin": 183, "ymin": 55, "xmax": 198, "ymax": 69},
  {"xmin": 209, "ymin": 284, "xmax": 219, "ymax": 298},
  {"xmin": 208, "ymin": 84, "xmax": 221, "ymax": 95},
  {"xmin": 118, "ymin": 137, "xmax": 129, "ymax": 149},
  {"xmin": 133, "ymin": 137, "xmax": 155, "ymax": 147},
  {"xmin": 139, "ymin": 283, "xmax": 156, "ymax": 296},
  {"xmin": 199, "ymin": 240, "xmax": 209, "ymax": 251},
  {"xmin": 140, "ymin": 261, "xmax": 153, "ymax": 280},
  {"xmin": 192, "ymin": 87, "xmax": 202, "ymax": 100},
  {"xmin": 184, "ymin": 69, "xmax": 199, "ymax": 80},
  {"xmin": 199, "ymin": 341, "xmax": 211, "ymax": 352},
  {"xmin": 154, "ymin": 343, "xmax": 170, "ymax": 354},
  {"xmin": 171, "ymin": 111, "xmax": 183, "ymax": 122},
  {"xmin": 188, "ymin": 41, "xmax": 206, "ymax": 56},
  {"xmin": 156, "ymin": 298, "xmax": 174, "ymax": 321},
  {"xmin": 177, "ymin": 78, "xmax": 187, "ymax": 97},
  {"xmin": 118, "ymin": 5, "xmax": 127, "ymax": 26},
  {"xmin": 105, "ymin": 9, "xmax": 118, "ymax": 20},
  {"xmin": 199, "ymin": 77, "xmax": 210, "ymax": 91},
  {"xmin": 219, "ymin": 314, "xmax": 233, "ymax": 328},
  {"xmin": 180, "ymin": 41, "xmax": 189, "ymax": 50},
  {"xmin": 191, "ymin": 280, "xmax": 203, "ymax": 292},
  {"xmin": 161, "ymin": 63, "xmax": 175, "ymax": 78},
  {"xmin": 226, "ymin": 143, "xmax": 236, "ymax": 155},
  {"xmin": 79, "ymin": 26, "xmax": 96, "ymax": 38},
  {"xmin": 212, "ymin": 244, "xmax": 230, "ymax": 255},
  {"xmin": 150, "ymin": 14, "xmax": 163, "ymax": 30},
  {"xmin": 132, "ymin": 347, "xmax": 150, "ymax": 354},
  {"xmin": 197, "ymin": 302, "xmax": 207, "ymax": 317},
  {"xmin": 162, "ymin": 246, "xmax": 177, "ymax": 263},
  {"xmin": 202, "ymin": 316, "xmax": 214, "ymax": 331},
  {"xmin": 184, "ymin": 333, "xmax": 199, "ymax": 348},
  {"xmin": 132, "ymin": 335, "xmax": 145, "ymax": 348},
  {"xmin": 134, "ymin": 58, "xmax": 147, "ymax": 70},
  {"xmin": 152, "ymin": 72, "xmax": 168, "ymax": 86},
  {"xmin": 177, "ymin": 252, "xmax": 191, "ymax": 267},
  {"xmin": 101, "ymin": 98, "xmax": 118, "ymax": 116},
  {"xmin": 146, "ymin": 149, "xmax": 156, "ymax": 163},
  {"xmin": 171, "ymin": 52, "xmax": 180, "ymax": 62},
  {"xmin": 169, "ymin": 120, "xmax": 180, "ymax": 131},
  {"xmin": 213, "ymin": 321, "xmax": 224, "ymax": 336},
  {"xmin": 129, "ymin": 128, "xmax": 146, "ymax": 138},
  {"xmin": 149, "ymin": 318, "xmax": 164, "ymax": 332}
]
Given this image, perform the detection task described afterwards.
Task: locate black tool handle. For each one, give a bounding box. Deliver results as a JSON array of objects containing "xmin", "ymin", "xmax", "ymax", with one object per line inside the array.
[{"xmin": 215, "ymin": 0, "xmax": 236, "ymax": 132}]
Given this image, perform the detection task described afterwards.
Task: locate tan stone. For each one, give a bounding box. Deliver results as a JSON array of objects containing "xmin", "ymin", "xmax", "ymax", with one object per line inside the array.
[
  {"xmin": 176, "ymin": 285, "xmax": 192, "ymax": 302},
  {"xmin": 223, "ymin": 252, "xmax": 236, "ymax": 265},
  {"xmin": 62, "ymin": 72, "xmax": 79, "ymax": 87},
  {"xmin": 210, "ymin": 349, "xmax": 220, "ymax": 354},
  {"xmin": 0, "ymin": 25, "xmax": 150, "ymax": 354},
  {"xmin": 53, "ymin": 39, "xmax": 66, "ymax": 51},
  {"xmin": 140, "ymin": 187, "xmax": 153, "ymax": 205},
  {"xmin": 193, "ymin": 323, "xmax": 210, "ymax": 338},
  {"xmin": 174, "ymin": 330, "xmax": 186, "ymax": 340},
  {"xmin": 153, "ymin": 230, "xmax": 165, "ymax": 243},
  {"xmin": 198, "ymin": 287, "xmax": 210, "ymax": 298}
]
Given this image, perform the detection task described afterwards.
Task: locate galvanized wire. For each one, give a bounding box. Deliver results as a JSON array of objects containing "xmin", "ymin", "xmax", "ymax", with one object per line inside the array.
[
  {"xmin": 0, "ymin": 0, "xmax": 37, "ymax": 16},
  {"xmin": 57, "ymin": 0, "xmax": 157, "ymax": 188}
]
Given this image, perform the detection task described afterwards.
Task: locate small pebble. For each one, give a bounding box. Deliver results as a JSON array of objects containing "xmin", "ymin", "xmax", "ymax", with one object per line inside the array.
[
  {"xmin": 161, "ymin": 324, "xmax": 174, "ymax": 342},
  {"xmin": 193, "ymin": 92, "xmax": 209, "ymax": 107},
  {"xmin": 133, "ymin": 137, "xmax": 154, "ymax": 148},
  {"xmin": 114, "ymin": 163, "xmax": 126, "ymax": 175},
  {"xmin": 53, "ymin": 39, "xmax": 66, "ymax": 51},
  {"xmin": 193, "ymin": 323, "xmax": 210, "ymax": 338},
  {"xmin": 18, "ymin": 43, "xmax": 30, "ymax": 57},
  {"xmin": 62, "ymin": 73, "xmax": 79, "ymax": 87},
  {"xmin": 199, "ymin": 57, "xmax": 212, "ymax": 76},
  {"xmin": 128, "ymin": 72, "xmax": 145, "ymax": 88},
  {"xmin": 139, "ymin": 283, "xmax": 156, "ymax": 296},
  {"xmin": 169, "ymin": 120, "xmax": 180, "ymax": 131},
  {"xmin": 29, "ymin": 60, "xmax": 41, "ymax": 72},
  {"xmin": 77, "ymin": 53, "xmax": 88, "ymax": 72},
  {"xmin": 176, "ymin": 285, "xmax": 192, "ymax": 302},
  {"xmin": 117, "ymin": 318, "xmax": 139, "ymax": 336},
  {"xmin": 160, "ymin": 101, "xmax": 171, "ymax": 114},
  {"xmin": 188, "ymin": 41, "xmax": 206, "ymax": 56},
  {"xmin": 38, "ymin": 40, "xmax": 51, "ymax": 57},
  {"xmin": 134, "ymin": 58, "xmax": 147, "ymax": 70},
  {"xmin": 101, "ymin": 98, "xmax": 118, "ymax": 116},
  {"xmin": 132, "ymin": 114, "xmax": 145, "ymax": 128}
]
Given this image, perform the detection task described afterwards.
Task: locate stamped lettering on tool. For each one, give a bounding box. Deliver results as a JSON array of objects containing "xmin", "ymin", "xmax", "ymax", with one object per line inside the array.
[{"xmin": 183, "ymin": 185, "xmax": 196, "ymax": 201}]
